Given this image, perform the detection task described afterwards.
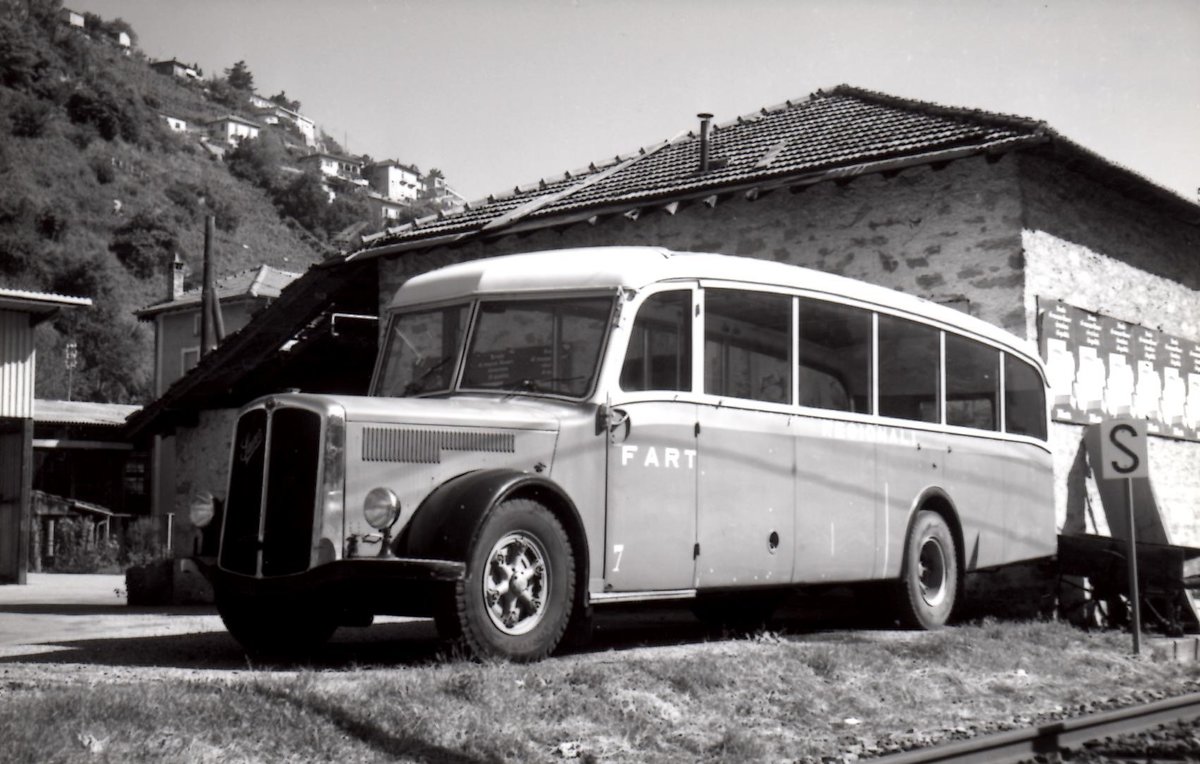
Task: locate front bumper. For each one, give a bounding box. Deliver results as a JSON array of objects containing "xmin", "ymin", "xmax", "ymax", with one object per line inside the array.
[{"xmin": 212, "ymin": 556, "xmax": 466, "ymax": 617}]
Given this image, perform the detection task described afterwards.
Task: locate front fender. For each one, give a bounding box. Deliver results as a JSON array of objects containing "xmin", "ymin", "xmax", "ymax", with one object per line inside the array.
[{"xmin": 395, "ymin": 469, "xmax": 583, "ymax": 565}]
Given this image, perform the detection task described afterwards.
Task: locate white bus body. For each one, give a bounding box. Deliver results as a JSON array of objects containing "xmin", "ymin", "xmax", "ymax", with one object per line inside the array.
[{"xmin": 207, "ymin": 247, "xmax": 1055, "ymax": 660}]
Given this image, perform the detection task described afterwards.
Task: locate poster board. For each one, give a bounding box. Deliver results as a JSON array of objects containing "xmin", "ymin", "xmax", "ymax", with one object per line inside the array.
[{"xmin": 1038, "ymin": 297, "xmax": 1200, "ymax": 442}]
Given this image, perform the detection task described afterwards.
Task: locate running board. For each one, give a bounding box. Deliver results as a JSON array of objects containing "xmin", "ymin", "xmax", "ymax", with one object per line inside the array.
[{"xmin": 589, "ymin": 589, "xmax": 697, "ymax": 604}]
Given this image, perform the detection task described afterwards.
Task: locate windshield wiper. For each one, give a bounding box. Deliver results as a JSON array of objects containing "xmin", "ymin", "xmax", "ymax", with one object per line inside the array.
[{"xmin": 402, "ymin": 355, "xmax": 455, "ymax": 396}]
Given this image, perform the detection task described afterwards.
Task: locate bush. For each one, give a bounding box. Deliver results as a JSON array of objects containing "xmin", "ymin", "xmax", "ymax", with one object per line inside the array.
[
  {"xmin": 109, "ymin": 210, "xmax": 176, "ymax": 279},
  {"xmin": 65, "ymin": 82, "xmax": 142, "ymax": 143},
  {"xmin": 37, "ymin": 208, "xmax": 68, "ymax": 241},
  {"xmin": 49, "ymin": 517, "xmax": 120, "ymax": 573},
  {"xmin": 226, "ymin": 134, "xmax": 285, "ymax": 191},
  {"xmin": 0, "ymin": 19, "xmax": 51, "ymax": 91},
  {"xmin": 90, "ymin": 155, "xmax": 116, "ymax": 184},
  {"xmin": 121, "ymin": 517, "xmax": 168, "ymax": 567},
  {"xmin": 9, "ymin": 96, "xmax": 52, "ymax": 138}
]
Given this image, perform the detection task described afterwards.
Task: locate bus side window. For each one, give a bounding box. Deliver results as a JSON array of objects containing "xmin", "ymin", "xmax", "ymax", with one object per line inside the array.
[
  {"xmin": 945, "ymin": 334, "xmax": 999, "ymax": 431},
  {"xmin": 796, "ymin": 298, "xmax": 872, "ymax": 413},
  {"xmin": 620, "ymin": 290, "xmax": 692, "ymax": 392},
  {"xmin": 704, "ymin": 289, "xmax": 792, "ymax": 404},
  {"xmin": 1005, "ymin": 354, "xmax": 1048, "ymax": 440},
  {"xmin": 878, "ymin": 314, "xmax": 941, "ymax": 423}
]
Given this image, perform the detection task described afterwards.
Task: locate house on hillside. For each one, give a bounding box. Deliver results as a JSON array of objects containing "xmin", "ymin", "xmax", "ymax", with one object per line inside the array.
[
  {"xmin": 299, "ymin": 152, "xmax": 364, "ymax": 181},
  {"xmin": 0, "ymin": 287, "xmax": 91, "ymax": 584},
  {"xmin": 366, "ymin": 160, "xmax": 421, "ymax": 202},
  {"xmin": 206, "ymin": 115, "xmax": 261, "ymax": 146},
  {"xmin": 60, "ymin": 8, "xmax": 84, "ymax": 28},
  {"xmin": 366, "ymin": 191, "xmax": 407, "ymax": 222},
  {"xmin": 125, "ymin": 85, "xmax": 1200, "ymax": 558},
  {"xmin": 133, "ymin": 260, "xmax": 303, "ymax": 535},
  {"xmin": 149, "ymin": 58, "xmax": 201, "ymax": 80},
  {"xmin": 251, "ymin": 104, "xmax": 317, "ymax": 147},
  {"xmin": 421, "ymin": 174, "xmax": 467, "ymax": 210},
  {"xmin": 160, "ymin": 115, "xmax": 188, "ymax": 133}
]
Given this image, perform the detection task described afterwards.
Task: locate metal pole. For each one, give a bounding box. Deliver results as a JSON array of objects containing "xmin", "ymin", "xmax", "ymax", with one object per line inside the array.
[{"xmin": 1126, "ymin": 477, "xmax": 1142, "ymax": 655}]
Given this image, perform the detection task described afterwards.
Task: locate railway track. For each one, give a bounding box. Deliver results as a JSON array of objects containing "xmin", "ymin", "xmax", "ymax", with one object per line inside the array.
[{"xmin": 875, "ymin": 691, "xmax": 1200, "ymax": 763}]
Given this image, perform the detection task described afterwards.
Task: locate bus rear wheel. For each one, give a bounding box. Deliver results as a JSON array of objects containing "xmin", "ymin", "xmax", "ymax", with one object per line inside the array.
[{"xmin": 897, "ymin": 510, "xmax": 958, "ymax": 629}]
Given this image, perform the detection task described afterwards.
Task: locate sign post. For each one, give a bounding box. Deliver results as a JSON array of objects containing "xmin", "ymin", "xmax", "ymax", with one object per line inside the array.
[{"xmin": 1099, "ymin": 418, "xmax": 1149, "ymax": 655}]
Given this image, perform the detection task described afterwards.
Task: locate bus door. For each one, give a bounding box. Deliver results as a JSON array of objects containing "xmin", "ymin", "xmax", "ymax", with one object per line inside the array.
[
  {"xmin": 696, "ymin": 405, "xmax": 794, "ymax": 587},
  {"xmin": 791, "ymin": 295, "xmax": 880, "ymax": 582},
  {"xmin": 694, "ymin": 287, "xmax": 796, "ymax": 588},
  {"xmin": 603, "ymin": 288, "xmax": 698, "ymax": 592}
]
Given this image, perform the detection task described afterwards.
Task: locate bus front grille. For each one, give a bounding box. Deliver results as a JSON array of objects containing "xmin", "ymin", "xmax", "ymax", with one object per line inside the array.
[{"xmin": 219, "ymin": 406, "xmax": 322, "ymax": 577}]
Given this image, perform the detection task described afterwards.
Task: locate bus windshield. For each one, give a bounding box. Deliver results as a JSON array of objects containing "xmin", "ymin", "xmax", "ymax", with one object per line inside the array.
[
  {"xmin": 374, "ymin": 304, "xmax": 470, "ymax": 397},
  {"xmin": 460, "ymin": 296, "xmax": 614, "ymax": 398},
  {"xmin": 374, "ymin": 295, "xmax": 615, "ymax": 399}
]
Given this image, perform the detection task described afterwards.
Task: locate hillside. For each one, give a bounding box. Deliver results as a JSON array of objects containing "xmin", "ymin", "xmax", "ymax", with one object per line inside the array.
[{"xmin": 0, "ymin": 0, "xmax": 344, "ymax": 403}]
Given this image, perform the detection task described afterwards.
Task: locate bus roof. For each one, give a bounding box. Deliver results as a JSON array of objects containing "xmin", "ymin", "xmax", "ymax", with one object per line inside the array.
[{"xmin": 391, "ymin": 247, "xmax": 1038, "ymax": 361}]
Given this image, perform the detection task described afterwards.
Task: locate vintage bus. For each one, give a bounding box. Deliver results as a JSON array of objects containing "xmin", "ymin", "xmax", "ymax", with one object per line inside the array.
[{"xmin": 197, "ymin": 246, "xmax": 1055, "ymax": 660}]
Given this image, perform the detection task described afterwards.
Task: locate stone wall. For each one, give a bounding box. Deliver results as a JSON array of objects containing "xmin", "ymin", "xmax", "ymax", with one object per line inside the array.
[
  {"xmin": 1020, "ymin": 150, "xmax": 1200, "ymax": 546},
  {"xmin": 169, "ymin": 408, "xmax": 236, "ymax": 556},
  {"xmin": 381, "ymin": 154, "xmax": 1029, "ymax": 335}
]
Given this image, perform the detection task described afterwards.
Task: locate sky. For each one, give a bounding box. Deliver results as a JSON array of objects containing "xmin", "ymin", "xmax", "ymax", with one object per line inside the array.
[{"xmin": 67, "ymin": 0, "xmax": 1200, "ymax": 204}]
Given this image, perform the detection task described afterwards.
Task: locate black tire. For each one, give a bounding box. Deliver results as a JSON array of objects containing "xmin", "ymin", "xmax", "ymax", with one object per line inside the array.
[
  {"xmin": 896, "ymin": 510, "xmax": 958, "ymax": 629},
  {"xmin": 217, "ymin": 595, "xmax": 337, "ymax": 658},
  {"xmin": 444, "ymin": 498, "xmax": 575, "ymax": 662}
]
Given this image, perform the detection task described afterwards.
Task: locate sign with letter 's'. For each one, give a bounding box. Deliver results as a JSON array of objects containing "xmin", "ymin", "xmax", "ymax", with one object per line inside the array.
[{"xmin": 1099, "ymin": 418, "xmax": 1149, "ymax": 480}]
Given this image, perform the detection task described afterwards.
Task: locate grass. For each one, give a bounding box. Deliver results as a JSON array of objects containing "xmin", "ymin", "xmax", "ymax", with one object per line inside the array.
[{"xmin": 0, "ymin": 619, "xmax": 1197, "ymax": 762}]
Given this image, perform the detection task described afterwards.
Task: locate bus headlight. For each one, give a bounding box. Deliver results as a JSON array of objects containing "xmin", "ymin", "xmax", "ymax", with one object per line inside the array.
[
  {"xmin": 363, "ymin": 487, "xmax": 401, "ymax": 530},
  {"xmin": 189, "ymin": 490, "xmax": 216, "ymax": 528}
]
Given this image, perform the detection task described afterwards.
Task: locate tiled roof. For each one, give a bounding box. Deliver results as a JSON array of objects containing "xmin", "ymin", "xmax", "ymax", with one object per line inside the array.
[
  {"xmin": 352, "ymin": 85, "xmax": 1049, "ymax": 257},
  {"xmin": 134, "ymin": 265, "xmax": 300, "ymax": 318}
]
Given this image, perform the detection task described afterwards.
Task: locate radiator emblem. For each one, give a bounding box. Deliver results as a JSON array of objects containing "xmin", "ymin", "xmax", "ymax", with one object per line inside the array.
[{"xmin": 238, "ymin": 428, "xmax": 264, "ymax": 464}]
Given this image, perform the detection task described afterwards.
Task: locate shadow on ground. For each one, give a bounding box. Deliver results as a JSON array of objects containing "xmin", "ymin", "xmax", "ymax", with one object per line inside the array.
[{"xmin": 0, "ymin": 589, "xmax": 895, "ymax": 671}]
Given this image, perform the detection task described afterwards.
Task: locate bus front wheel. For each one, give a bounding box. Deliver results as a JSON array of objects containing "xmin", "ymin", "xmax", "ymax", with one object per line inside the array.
[
  {"xmin": 446, "ymin": 498, "xmax": 575, "ymax": 662},
  {"xmin": 897, "ymin": 510, "xmax": 958, "ymax": 629}
]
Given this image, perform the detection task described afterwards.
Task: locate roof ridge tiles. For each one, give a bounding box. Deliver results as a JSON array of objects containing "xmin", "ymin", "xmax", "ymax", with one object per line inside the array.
[{"xmin": 828, "ymin": 84, "xmax": 1048, "ymax": 134}]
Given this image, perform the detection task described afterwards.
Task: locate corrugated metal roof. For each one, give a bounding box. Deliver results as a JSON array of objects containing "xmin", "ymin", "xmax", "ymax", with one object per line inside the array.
[
  {"xmin": 34, "ymin": 399, "xmax": 140, "ymax": 426},
  {"xmin": 0, "ymin": 287, "xmax": 93, "ymax": 314},
  {"xmin": 135, "ymin": 265, "xmax": 300, "ymax": 318}
]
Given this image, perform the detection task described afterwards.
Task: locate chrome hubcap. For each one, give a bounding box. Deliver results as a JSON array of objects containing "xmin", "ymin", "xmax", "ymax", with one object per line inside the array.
[
  {"xmin": 483, "ymin": 531, "xmax": 549, "ymax": 635},
  {"xmin": 918, "ymin": 536, "xmax": 947, "ymax": 607}
]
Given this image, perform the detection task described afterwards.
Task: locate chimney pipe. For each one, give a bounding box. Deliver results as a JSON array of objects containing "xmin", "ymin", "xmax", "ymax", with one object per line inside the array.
[
  {"xmin": 697, "ymin": 113, "xmax": 713, "ymax": 173},
  {"xmin": 168, "ymin": 252, "xmax": 184, "ymax": 301}
]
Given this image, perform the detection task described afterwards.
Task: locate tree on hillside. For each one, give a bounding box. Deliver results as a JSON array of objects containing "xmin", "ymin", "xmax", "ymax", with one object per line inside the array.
[
  {"xmin": 225, "ymin": 60, "xmax": 254, "ymax": 91},
  {"xmin": 109, "ymin": 211, "xmax": 177, "ymax": 280},
  {"xmin": 226, "ymin": 134, "xmax": 286, "ymax": 192},
  {"xmin": 0, "ymin": 18, "xmax": 52, "ymax": 91},
  {"xmin": 269, "ymin": 90, "xmax": 300, "ymax": 111},
  {"xmin": 275, "ymin": 171, "xmax": 331, "ymax": 235}
]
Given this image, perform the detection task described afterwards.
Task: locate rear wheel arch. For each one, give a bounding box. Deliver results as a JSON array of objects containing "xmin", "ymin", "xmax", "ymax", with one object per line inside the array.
[{"xmin": 906, "ymin": 488, "xmax": 965, "ymax": 576}]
